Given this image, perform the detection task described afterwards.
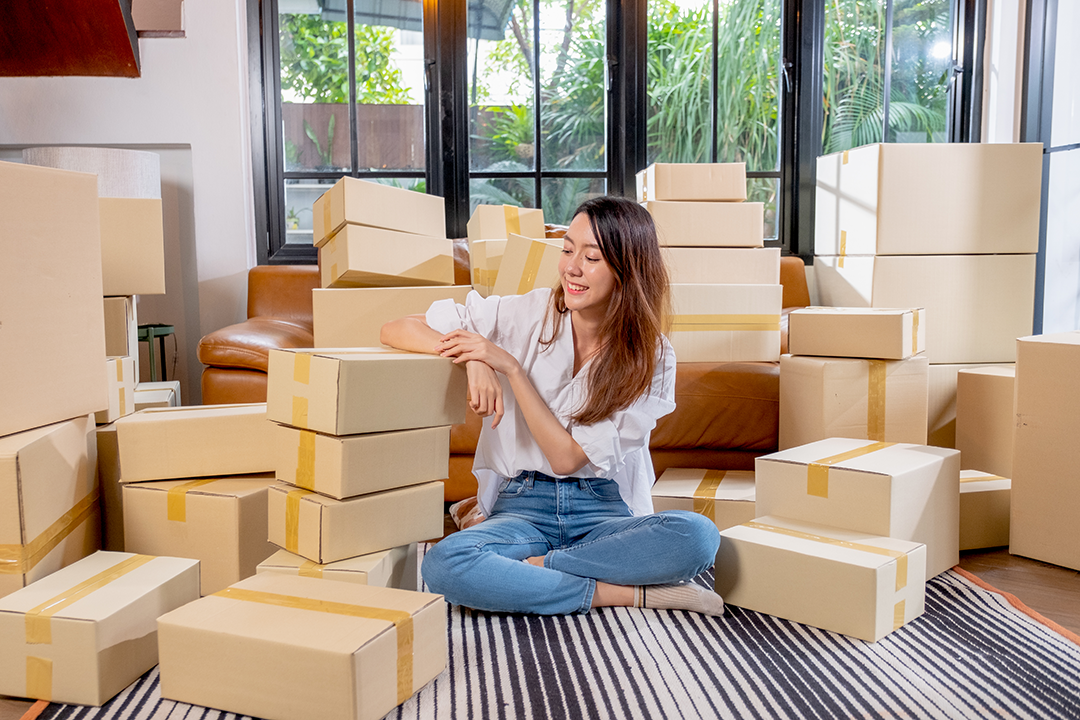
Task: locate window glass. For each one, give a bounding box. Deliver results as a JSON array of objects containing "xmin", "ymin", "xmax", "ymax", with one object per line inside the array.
[
  {"xmin": 469, "ymin": 176, "xmax": 537, "ymax": 214},
  {"xmin": 886, "ymin": 0, "xmax": 950, "ymax": 143},
  {"xmin": 748, "ymin": 177, "xmax": 779, "ymax": 240},
  {"xmin": 647, "ymin": 0, "xmax": 711, "ymax": 164},
  {"xmin": 284, "ymin": 179, "xmax": 335, "ymax": 245},
  {"xmin": 822, "ymin": 0, "xmax": 887, "ymax": 154},
  {"xmin": 541, "ymin": 177, "xmax": 606, "ymax": 226}
]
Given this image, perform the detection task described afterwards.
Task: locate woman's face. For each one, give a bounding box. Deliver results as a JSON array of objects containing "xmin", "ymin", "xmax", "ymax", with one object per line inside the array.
[{"xmin": 559, "ymin": 212, "xmax": 617, "ymax": 316}]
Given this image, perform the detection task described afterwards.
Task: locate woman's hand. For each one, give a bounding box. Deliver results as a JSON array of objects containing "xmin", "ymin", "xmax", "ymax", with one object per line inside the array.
[
  {"xmin": 437, "ymin": 330, "xmax": 520, "ymax": 377},
  {"xmin": 465, "ymin": 360, "xmax": 504, "ymax": 428}
]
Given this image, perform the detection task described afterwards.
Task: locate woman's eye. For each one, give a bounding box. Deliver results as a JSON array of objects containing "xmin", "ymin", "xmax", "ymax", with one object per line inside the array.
[
  {"xmin": 586, "ymin": 256, "xmax": 601, "ymax": 263},
  {"xmin": 561, "ymin": 249, "xmax": 572, "ymax": 255}
]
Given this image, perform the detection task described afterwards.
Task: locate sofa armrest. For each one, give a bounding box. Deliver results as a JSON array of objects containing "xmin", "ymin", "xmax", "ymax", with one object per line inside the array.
[
  {"xmin": 247, "ymin": 265, "xmax": 320, "ymax": 322},
  {"xmin": 197, "ymin": 317, "xmax": 314, "ymax": 373}
]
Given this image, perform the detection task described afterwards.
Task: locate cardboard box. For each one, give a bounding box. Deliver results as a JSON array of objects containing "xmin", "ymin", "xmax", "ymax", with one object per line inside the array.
[
  {"xmin": 1010, "ymin": 331, "xmax": 1080, "ymax": 570},
  {"xmin": 96, "ymin": 425, "xmax": 124, "ymax": 552},
  {"xmin": 955, "ymin": 366, "xmax": 1015, "ymax": 478},
  {"xmin": 133, "ymin": 382, "xmax": 179, "ymax": 410},
  {"xmin": 926, "ymin": 363, "xmax": 1013, "ymax": 448},
  {"xmin": 266, "ymin": 348, "xmax": 467, "ymax": 436},
  {"xmin": 0, "ymin": 415, "xmax": 100, "ymax": 600},
  {"xmin": 103, "ymin": 296, "xmax": 138, "ymax": 363},
  {"xmin": 0, "ymin": 551, "xmax": 199, "ymax": 705},
  {"xmin": 468, "ymin": 238, "xmax": 507, "ymax": 297},
  {"xmin": 959, "ymin": 470, "xmax": 1011, "ymax": 551},
  {"xmin": 467, "ymin": 204, "xmax": 545, "ymax": 241},
  {"xmin": 714, "ymin": 515, "xmax": 925, "ymax": 643},
  {"xmin": 663, "ymin": 247, "xmax": 780, "ymax": 285},
  {"xmin": 636, "ymin": 163, "xmax": 747, "ymax": 202},
  {"xmin": 158, "ymin": 573, "xmax": 447, "ymax": 720},
  {"xmin": 814, "ymin": 143, "xmax": 1041, "ymax": 257},
  {"xmin": 123, "ymin": 475, "xmax": 278, "ymax": 595},
  {"xmin": 268, "ymin": 481, "xmax": 444, "ymax": 564},
  {"xmin": 490, "ymin": 233, "xmax": 563, "ymax": 297},
  {"xmin": 0, "ymin": 161, "xmax": 108, "ymax": 438},
  {"xmin": 787, "ymin": 307, "xmax": 926, "ymax": 360},
  {"xmin": 312, "ymin": 286, "xmax": 472, "ymax": 349},
  {"xmin": 667, "ymin": 284, "xmax": 782, "ymax": 362},
  {"xmin": 650, "ymin": 468, "xmax": 756, "ymax": 531},
  {"xmin": 312, "ymin": 176, "xmax": 447, "ymax": 247},
  {"xmin": 779, "ymin": 354, "xmax": 929, "ymax": 450},
  {"xmin": 95, "ymin": 357, "xmax": 136, "ymax": 425},
  {"xmin": 257, "ymin": 545, "xmax": 418, "ymax": 592},
  {"xmin": 814, "ymin": 254, "xmax": 1035, "ymax": 364},
  {"xmin": 275, "ymin": 424, "xmax": 449, "ymax": 500},
  {"xmin": 115, "ymin": 403, "xmax": 275, "ymax": 483},
  {"xmin": 319, "ymin": 225, "xmax": 454, "ymax": 289},
  {"xmin": 645, "ymin": 201, "xmax": 764, "ymax": 247},
  {"xmin": 99, "ymin": 197, "xmax": 166, "ymax": 296},
  {"xmin": 755, "ymin": 437, "xmax": 959, "ymax": 579}
]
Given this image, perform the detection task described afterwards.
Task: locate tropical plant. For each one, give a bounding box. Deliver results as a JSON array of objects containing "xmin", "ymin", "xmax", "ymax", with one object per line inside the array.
[{"xmin": 304, "ymin": 115, "xmax": 336, "ymax": 166}]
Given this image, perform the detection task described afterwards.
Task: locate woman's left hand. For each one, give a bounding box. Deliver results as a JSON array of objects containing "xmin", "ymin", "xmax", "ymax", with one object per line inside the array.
[{"xmin": 436, "ymin": 330, "xmax": 520, "ymax": 376}]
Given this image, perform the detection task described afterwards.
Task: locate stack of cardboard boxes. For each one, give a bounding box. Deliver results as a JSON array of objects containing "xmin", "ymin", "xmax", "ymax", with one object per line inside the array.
[{"xmin": 467, "ymin": 204, "xmax": 551, "ymax": 298}]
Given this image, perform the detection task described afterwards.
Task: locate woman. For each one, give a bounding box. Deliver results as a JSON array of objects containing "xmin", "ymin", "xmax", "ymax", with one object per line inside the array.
[{"xmin": 381, "ymin": 196, "xmax": 722, "ymax": 616}]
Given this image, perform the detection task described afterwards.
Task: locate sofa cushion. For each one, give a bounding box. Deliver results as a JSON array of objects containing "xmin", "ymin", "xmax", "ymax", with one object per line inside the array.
[
  {"xmin": 197, "ymin": 317, "xmax": 314, "ymax": 372},
  {"xmin": 201, "ymin": 367, "xmax": 269, "ymax": 405}
]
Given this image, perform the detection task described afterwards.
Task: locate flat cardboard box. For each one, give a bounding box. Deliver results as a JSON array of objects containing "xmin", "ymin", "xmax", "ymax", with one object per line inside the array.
[
  {"xmin": 115, "ymin": 403, "xmax": 275, "ymax": 483},
  {"xmin": 99, "ymin": 197, "xmax": 166, "ymax": 296},
  {"xmin": 490, "ymin": 233, "xmax": 563, "ymax": 297},
  {"xmin": 779, "ymin": 354, "xmax": 929, "ymax": 450},
  {"xmin": 636, "ymin": 163, "xmax": 747, "ymax": 202},
  {"xmin": 645, "ymin": 201, "xmax": 764, "ymax": 247},
  {"xmin": 312, "ymin": 176, "xmax": 447, "ymax": 247},
  {"xmin": 955, "ymin": 366, "xmax": 1015, "ymax": 478},
  {"xmin": 926, "ymin": 363, "xmax": 1014, "ymax": 448},
  {"xmin": 663, "ymin": 247, "xmax": 781, "ymax": 285},
  {"xmin": 267, "ymin": 481, "xmax": 444, "ymax": 564},
  {"xmin": 266, "ymin": 348, "xmax": 467, "ymax": 436},
  {"xmin": 755, "ymin": 437, "xmax": 959, "ymax": 579},
  {"xmin": 0, "ymin": 415, "xmax": 101, "ymax": 600},
  {"xmin": 814, "ymin": 254, "xmax": 1036, "ymax": 364},
  {"xmin": 0, "ymin": 161, "xmax": 108, "ymax": 438},
  {"xmin": 158, "ymin": 573, "xmax": 447, "ymax": 720},
  {"xmin": 466, "ymin": 204, "xmax": 545, "ymax": 241},
  {"xmin": 468, "ymin": 239, "xmax": 507, "ymax": 297},
  {"xmin": 102, "ymin": 297, "xmax": 138, "ymax": 377},
  {"xmin": 257, "ymin": 545, "xmax": 418, "ymax": 592},
  {"xmin": 959, "ymin": 470, "xmax": 1011, "ymax": 551},
  {"xmin": 96, "ymin": 425, "xmax": 124, "ymax": 552},
  {"xmin": 312, "ymin": 286, "xmax": 471, "ymax": 349},
  {"xmin": 667, "ymin": 284, "xmax": 781, "ymax": 362},
  {"xmin": 319, "ymin": 225, "xmax": 454, "ymax": 289},
  {"xmin": 1010, "ymin": 332, "xmax": 1080, "ymax": 570},
  {"xmin": 123, "ymin": 475, "xmax": 278, "ymax": 595},
  {"xmin": 274, "ymin": 424, "xmax": 449, "ymax": 500},
  {"xmin": 0, "ymin": 551, "xmax": 199, "ymax": 706},
  {"xmin": 715, "ymin": 515, "xmax": 926, "ymax": 643},
  {"xmin": 814, "ymin": 143, "xmax": 1041, "ymax": 257},
  {"xmin": 95, "ymin": 357, "xmax": 136, "ymax": 425},
  {"xmin": 650, "ymin": 468, "xmax": 756, "ymax": 532},
  {"xmin": 788, "ymin": 307, "xmax": 926, "ymax": 360}
]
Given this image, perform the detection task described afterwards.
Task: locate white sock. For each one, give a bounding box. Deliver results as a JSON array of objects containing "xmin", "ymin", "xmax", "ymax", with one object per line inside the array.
[{"xmin": 636, "ymin": 582, "xmax": 725, "ymax": 617}]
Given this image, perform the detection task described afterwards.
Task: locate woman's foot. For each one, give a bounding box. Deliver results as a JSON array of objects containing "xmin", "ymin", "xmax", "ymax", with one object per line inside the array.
[{"xmin": 635, "ymin": 582, "xmax": 725, "ymax": 617}]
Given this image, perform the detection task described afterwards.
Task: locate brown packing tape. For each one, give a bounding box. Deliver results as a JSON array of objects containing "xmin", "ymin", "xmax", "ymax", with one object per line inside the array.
[
  {"xmin": 670, "ymin": 322, "xmax": 781, "ymax": 333},
  {"xmin": 296, "ymin": 430, "xmax": 317, "ymax": 491},
  {"xmin": 692, "ymin": 470, "xmax": 726, "ymax": 521},
  {"xmin": 285, "ymin": 489, "xmax": 314, "ymax": 554},
  {"xmin": 26, "ymin": 657, "xmax": 52, "ymax": 701},
  {"xmin": 116, "ymin": 360, "xmax": 124, "ymax": 382},
  {"xmin": 842, "ymin": 150, "xmax": 849, "ymax": 164},
  {"xmin": 893, "ymin": 600, "xmax": 906, "ymax": 631},
  {"xmin": 330, "ymin": 263, "xmax": 339, "ymax": 282},
  {"xmin": 119, "ymin": 387, "xmax": 127, "ymax": 416},
  {"xmin": 298, "ymin": 560, "xmax": 324, "ymax": 578},
  {"xmin": 912, "ymin": 310, "xmax": 920, "ymax": 356},
  {"xmin": 0, "ymin": 489, "xmax": 100, "ymax": 576},
  {"xmin": 670, "ymin": 314, "xmax": 781, "ymax": 325},
  {"xmin": 292, "ymin": 396, "xmax": 309, "ymax": 428},
  {"xmin": 805, "ymin": 441, "xmax": 895, "ymax": 499},
  {"xmin": 503, "ymin": 205, "xmax": 521, "ymax": 236},
  {"xmin": 167, "ymin": 478, "xmax": 222, "ymax": 522},
  {"xmin": 517, "ymin": 240, "xmax": 547, "ymax": 295},
  {"xmin": 959, "ymin": 474, "xmax": 1006, "ymax": 484},
  {"xmin": 867, "ymin": 360, "xmax": 887, "ymax": 442},
  {"xmin": 323, "ymin": 194, "xmax": 332, "ymax": 239},
  {"xmin": 294, "ymin": 353, "xmax": 312, "ymax": 384},
  {"xmin": 839, "ymin": 231, "xmax": 847, "ymax": 269}
]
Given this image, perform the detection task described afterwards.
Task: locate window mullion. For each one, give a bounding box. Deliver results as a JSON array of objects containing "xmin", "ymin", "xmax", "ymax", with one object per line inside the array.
[
  {"xmin": 710, "ymin": 0, "xmax": 719, "ymax": 164},
  {"xmin": 882, "ymin": 0, "xmax": 894, "ymax": 142},
  {"xmin": 346, "ymin": 0, "xmax": 359, "ymax": 175},
  {"xmin": 533, "ymin": 0, "xmax": 543, "ymax": 207}
]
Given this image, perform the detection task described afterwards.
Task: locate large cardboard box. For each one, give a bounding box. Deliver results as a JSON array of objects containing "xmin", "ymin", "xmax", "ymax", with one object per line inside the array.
[
  {"xmin": 95, "ymin": 357, "xmax": 136, "ymax": 425},
  {"xmin": 0, "ymin": 416, "xmax": 100, "ymax": 600},
  {"xmin": 490, "ymin": 233, "xmax": 563, "ymax": 297},
  {"xmin": 468, "ymin": 239, "xmax": 507, "ymax": 297},
  {"xmin": 123, "ymin": 475, "xmax": 278, "ymax": 595},
  {"xmin": 312, "ymin": 177, "xmax": 446, "ymax": 247},
  {"xmin": 467, "ymin": 204, "xmax": 545, "ymax": 240},
  {"xmin": 268, "ymin": 481, "xmax": 444, "ymax": 564},
  {"xmin": 266, "ymin": 348, "xmax": 467, "ymax": 436},
  {"xmin": 96, "ymin": 425, "xmax": 124, "ymax": 552},
  {"xmin": 814, "ymin": 254, "xmax": 1036, "ymax": 364},
  {"xmin": 0, "ymin": 161, "xmax": 108, "ymax": 438},
  {"xmin": 103, "ymin": 296, "xmax": 138, "ymax": 365},
  {"xmin": 663, "ymin": 247, "xmax": 781, "ymax": 285},
  {"xmin": 313, "ymin": 286, "xmax": 471, "ymax": 349},
  {"xmin": 645, "ymin": 201, "xmax": 764, "ymax": 248},
  {"xmin": 1010, "ymin": 332, "xmax": 1080, "ymax": 570},
  {"xmin": 715, "ymin": 515, "xmax": 925, "ymax": 643},
  {"xmin": 636, "ymin": 163, "xmax": 747, "ymax": 202},
  {"xmin": 959, "ymin": 470, "xmax": 1011, "ymax": 551},
  {"xmin": 319, "ymin": 225, "xmax": 454, "ymax": 289},
  {"xmin": 927, "ymin": 363, "xmax": 1013, "ymax": 448},
  {"xmin": 955, "ymin": 366, "xmax": 1015, "ymax": 478},
  {"xmin": 779, "ymin": 354, "xmax": 929, "ymax": 450},
  {"xmin": 814, "ymin": 143, "xmax": 1041, "ymax": 257},
  {"xmin": 257, "ymin": 545, "xmax": 418, "ymax": 592},
  {"xmin": 650, "ymin": 468, "xmax": 756, "ymax": 531},
  {"xmin": 98, "ymin": 197, "xmax": 166, "ymax": 296},
  {"xmin": 275, "ymin": 424, "xmax": 449, "ymax": 500},
  {"xmin": 755, "ymin": 438, "xmax": 959, "ymax": 579},
  {"xmin": 787, "ymin": 307, "xmax": 926, "ymax": 360},
  {"xmin": 158, "ymin": 573, "xmax": 447, "ymax": 720},
  {"xmin": 0, "ymin": 552, "xmax": 199, "ymax": 705},
  {"xmin": 667, "ymin": 284, "xmax": 781, "ymax": 362}
]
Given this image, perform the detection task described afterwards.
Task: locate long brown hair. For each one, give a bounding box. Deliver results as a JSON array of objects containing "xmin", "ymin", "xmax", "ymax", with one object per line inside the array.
[{"xmin": 541, "ymin": 196, "xmax": 670, "ymax": 425}]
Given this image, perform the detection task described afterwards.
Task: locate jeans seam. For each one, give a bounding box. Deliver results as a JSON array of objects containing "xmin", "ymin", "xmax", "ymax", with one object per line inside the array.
[
  {"xmin": 474, "ymin": 537, "xmax": 548, "ymax": 551},
  {"xmin": 578, "ymin": 578, "xmax": 596, "ymax": 614},
  {"xmin": 553, "ymin": 514, "xmax": 667, "ymax": 556}
]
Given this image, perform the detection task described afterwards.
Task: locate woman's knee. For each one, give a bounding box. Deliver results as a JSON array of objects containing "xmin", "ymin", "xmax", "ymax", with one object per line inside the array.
[
  {"xmin": 665, "ymin": 510, "xmax": 722, "ymax": 569},
  {"xmin": 421, "ymin": 534, "xmax": 472, "ymax": 594}
]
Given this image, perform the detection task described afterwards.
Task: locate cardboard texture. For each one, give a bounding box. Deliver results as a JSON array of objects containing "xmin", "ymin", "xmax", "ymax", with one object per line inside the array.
[
  {"xmin": 114, "ymin": 403, "xmax": 275, "ymax": 483},
  {"xmin": 926, "ymin": 363, "xmax": 1013, "ymax": 449},
  {"xmin": 123, "ymin": 475, "xmax": 278, "ymax": 595},
  {"xmin": 468, "ymin": 239, "xmax": 507, "ymax": 297},
  {"xmin": 755, "ymin": 438, "xmax": 959, "ymax": 579},
  {"xmin": 257, "ymin": 545, "xmax": 418, "ymax": 592},
  {"xmin": 715, "ymin": 515, "xmax": 926, "ymax": 643},
  {"xmin": 650, "ymin": 468, "xmax": 756, "ymax": 532},
  {"xmin": 313, "ymin": 286, "xmax": 471, "ymax": 348},
  {"xmin": 645, "ymin": 201, "xmax": 764, "ymax": 248},
  {"xmin": 663, "ymin": 247, "xmax": 781, "ymax": 285},
  {"xmin": 96, "ymin": 425, "xmax": 124, "ymax": 553},
  {"xmin": 0, "ymin": 551, "xmax": 199, "ymax": 706},
  {"xmin": 319, "ymin": 225, "xmax": 454, "ymax": 289},
  {"xmin": 779, "ymin": 354, "xmax": 929, "ymax": 450},
  {"xmin": 266, "ymin": 348, "xmax": 467, "ymax": 436},
  {"xmin": 133, "ymin": 384, "xmax": 178, "ymax": 411},
  {"xmin": 1010, "ymin": 332, "xmax": 1080, "ymax": 570},
  {"xmin": 0, "ymin": 161, "xmax": 108, "ymax": 438},
  {"xmin": 274, "ymin": 424, "xmax": 450, "ymax": 500},
  {"xmin": 813, "ymin": 254, "xmax": 1036, "ymax": 364},
  {"xmin": 95, "ymin": 357, "xmax": 136, "ymax": 425},
  {"xmin": 667, "ymin": 284, "xmax": 782, "ymax": 362},
  {"xmin": 267, "ymin": 481, "xmax": 444, "ymax": 564},
  {"xmin": 636, "ymin": 163, "xmax": 747, "ymax": 202},
  {"xmin": 814, "ymin": 142, "xmax": 1042, "ymax": 257},
  {"xmin": 312, "ymin": 177, "xmax": 447, "ymax": 247},
  {"xmin": 102, "ymin": 296, "xmax": 138, "ymax": 368},
  {"xmin": 98, "ymin": 197, "xmax": 166, "ymax": 296},
  {"xmin": 466, "ymin": 205, "xmax": 545, "ymax": 241},
  {"xmin": 959, "ymin": 470, "xmax": 1011, "ymax": 551},
  {"xmin": 0, "ymin": 415, "xmax": 101, "ymax": 600},
  {"xmin": 787, "ymin": 307, "xmax": 926, "ymax": 360},
  {"xmin": 955, "ymin": 366, "xmax": 1015, "ymax": 478},
  {"xmin": 491, "ymin": 234, "xmax": 563, "ymax": 297}
]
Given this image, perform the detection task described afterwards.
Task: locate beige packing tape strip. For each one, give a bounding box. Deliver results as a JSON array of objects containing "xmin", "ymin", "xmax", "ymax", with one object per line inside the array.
[
  {"xmin": 296, "ymin": 430, "xmax": 317, "ymax": 491},
  {"xmin": 693, "ymin": 470, "xmax": 726, "ymax": 521},
  {"xmin": 0, "ymin": 489, "xmax": 100, "ymax": 576},
  {"xmin": 116, "ymin": 360, "xmax": 124, "ymax": 382},
  {"xmin": 292, "ymin": 353, "xmax": 313, "ymax": 428},
  {"xmin": 285, "ymin": 488, "xmax": 315, "ymax": 554},
  {"xmin": 298, "ymin": 560, "xmax": 325, "ymax": 578},
  {"xmin": 503, "ymin": 205, "xmax": 521, "ymax": 236},
  {"xmin": 842, "ymin": 151, "xmax": 849, "ymax": 164},
  {"xmin": 517, "ymin": 240, "xmax": 548, "ymax": 294},
  {"xmin": 26, "ymin": 656, "xmax": 52, "ymax": 701},
  {"xmin": 960, "ymin": 474, "xmax": 1006, "ymax": 484},
  {"xmin": 322, "ymin": 194, "xmax": 332, "ymax": 240},
  {"xmin": 911, "ymin": 310, "xmax": 920, "ymax": 356},
  {"xmin": 805, "ymin": 441, "xmax": 895, "ymax": 499},
  {"xmin": 119, "ymin": 387, "xmax": 127, "ymax": 417},
  {"xmin": 867, "ymin": 360, "xmax": 887, "ymax": 442},
  {"xmin": 167, "ymin": 478, "xmax": 222, "ymax": 522},
  {"xmin": 670, "ymin": 314, "xmax": 781, "ymax": 332},
  {"xmin": 839, "ymin": 230, "xmax": 847, "ymax": 269}
]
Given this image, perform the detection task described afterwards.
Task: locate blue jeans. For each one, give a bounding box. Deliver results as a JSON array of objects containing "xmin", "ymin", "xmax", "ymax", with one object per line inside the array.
[{"xmin": 422, "ymin": 471, "xmax": 721, "ymax": 615}]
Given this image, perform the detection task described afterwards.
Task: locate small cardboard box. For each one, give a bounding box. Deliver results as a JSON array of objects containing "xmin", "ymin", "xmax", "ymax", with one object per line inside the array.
[
  {"xmin": 926, "ymin": 363, "xmax": 1013, "ymax": 448},
  {"xmin": 636, "ymin": 163, "xmax": 747, "ymax": 202},
  {"xmin": 663, "ymin": 247, "xmax": 780, "ymax": 285},
  {"xmin": 645, "ymin": 201, "xmax": 764, "ymax": 247},
  {"xmin": 779, "ymin": 354, "xmax": 929, "ymax": 450},
  {"xmin": 99, "ymin": 197, "xmax": 166, "ymax": 296},
  {"xmin": 468, "ymin": 238, "xmax": 507, "ymax": 297},
  {"xmin": 650, "ymin": 468, "xmax": 756, "ymax": 532},
  {"xmin": 268, "ymin": 481, "xmax": 444, "ymax": 564},
  {"xmin": 955, "ymin": 366, "xmax": 1015, "ymax": 478},
  {"xmin": 959, "ymin": 470, "xmax": 1011, "ymax": 551},
  {"xmin": 96, "ymin": 424, "xmax": 124, "ymax": 552},
  {"xmin": 788, "ymin": 307, "xmax": 925, "ymax": 360},
  {"xmin": 755, "ymin": 437, "xmax": 959, "ymax": 579},
  {"xmin": 313, "ymin": 286, "xmax": 472, "ymax": 348},
  {"xmin": 257, "ymin": 545, "xmax": 418, "ymax": 592},
  {"xmin": 123, "ymin": 475, "xmax": 278, "ymax": 595},
  {"xmin": 275, "ymin": 424, "xmax": 449, "ymax": 500},
  {"xmin": 667, "ymin": 284, "xmax": 781, "ymax": 362},
  {"xmin": 490, "ymin": 233, "xmax": 563, "ymax": 297},
  {"xmin": 715, "ymin": 515, "xmax": 925, "ymax": 643},
  {"xmin": 0, "ymin": 551, "xmax": 199, "ymax": 706},
  {"xmin": 158, "ymin": 573, "xmax": 447, "ymax": 720},
  {"xmin": 319, "ymin": 225, "xmax": 454, "ymax": 289},
  {"xmin": 266, "ymin": 348, "xmax": 467, "ymax": 436},
  {"xmin": 103, "ymin": 297, "xmax": 138, "ymax": 380},
  {"xmin": 312, "ymin": 176, "xmax": 446, "ymax": 247},
  {"xmin": 133, "ymin": 381, "xmax": 179, "ymax": 410},
  {"xmin": 467, "ymin": 204, "xmax": 545, "ymax": 241},
  {"xmin": 95, "ymin": 357, "xmax": 136, "ymax": 425}
]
